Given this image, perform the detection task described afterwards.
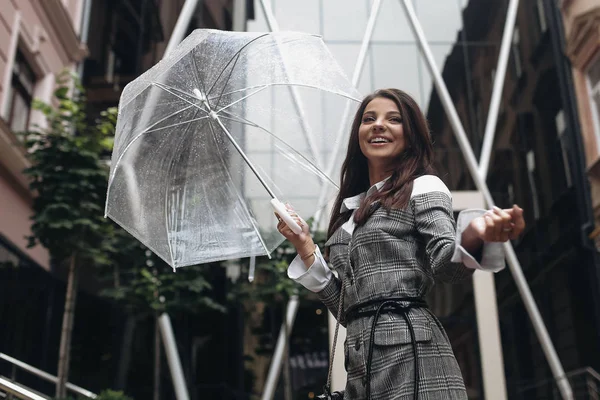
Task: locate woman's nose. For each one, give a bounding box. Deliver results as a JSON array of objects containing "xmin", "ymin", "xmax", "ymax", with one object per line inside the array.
[{"xmin": 372, "ymin": 121, "xmax": 385, "ymax": 132}]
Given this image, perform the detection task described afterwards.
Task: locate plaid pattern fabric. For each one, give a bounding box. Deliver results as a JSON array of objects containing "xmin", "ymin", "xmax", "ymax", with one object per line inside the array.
[{"xmin": 320, "ymin": 189, "xmax": 473, "ymax": 400}]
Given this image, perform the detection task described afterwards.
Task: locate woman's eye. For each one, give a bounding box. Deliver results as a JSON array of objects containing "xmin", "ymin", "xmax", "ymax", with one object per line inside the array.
[
  {"xmin": 391, "ymin": 117, "xmax": 402, "ymax": 123},
  {"xmin": 362, "ymin": 116, "xmax": 375, "ymax": 122}
]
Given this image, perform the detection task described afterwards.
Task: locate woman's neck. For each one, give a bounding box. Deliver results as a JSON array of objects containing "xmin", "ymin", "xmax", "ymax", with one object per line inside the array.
[{"xmin": 368, "ymin": 164, "xmax": 393, "ymax": 187}]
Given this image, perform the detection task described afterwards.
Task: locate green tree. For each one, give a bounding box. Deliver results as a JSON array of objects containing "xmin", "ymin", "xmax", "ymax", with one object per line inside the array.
[
  {"xmin": 22, "ymin": 72, "xmax": 115, "ymax": 398},
  {"xmin": 101, "ymin": 228, "xmax": 225, "ymax": 316}
]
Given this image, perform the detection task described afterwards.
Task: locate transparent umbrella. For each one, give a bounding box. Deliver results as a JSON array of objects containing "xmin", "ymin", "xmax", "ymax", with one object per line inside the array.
[{"xmin": 105, "ymin": 29, "xmax": 360, "ymax": 269}]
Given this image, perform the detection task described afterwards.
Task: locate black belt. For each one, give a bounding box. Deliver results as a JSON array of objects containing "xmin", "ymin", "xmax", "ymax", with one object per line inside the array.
[{"xmin": 345, "ymin": 297, "xmax": 428, "ymax": 400}]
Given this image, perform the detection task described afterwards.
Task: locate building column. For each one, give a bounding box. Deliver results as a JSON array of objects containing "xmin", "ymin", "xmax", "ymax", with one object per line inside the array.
[{"xmin": 454, "ymin": 190, "xmax": 507, "ymax": 400}]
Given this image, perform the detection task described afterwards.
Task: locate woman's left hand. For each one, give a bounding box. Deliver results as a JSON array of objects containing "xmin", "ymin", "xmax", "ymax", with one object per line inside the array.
[{"xmin": 470, "ymin": 205, "xmax": 525, "ymax": 242}]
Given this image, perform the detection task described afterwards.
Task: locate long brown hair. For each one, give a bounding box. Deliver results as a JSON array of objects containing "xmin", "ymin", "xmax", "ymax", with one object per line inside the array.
[{"xmin": 327, "ymin": 88, "xmax": 435, "ymax": 240}]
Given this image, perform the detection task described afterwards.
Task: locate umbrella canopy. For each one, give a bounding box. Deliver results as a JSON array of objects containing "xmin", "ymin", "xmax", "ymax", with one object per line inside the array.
[{"xmin": 105, "ymin": 29, "xmax": 360, "ymax": 269}]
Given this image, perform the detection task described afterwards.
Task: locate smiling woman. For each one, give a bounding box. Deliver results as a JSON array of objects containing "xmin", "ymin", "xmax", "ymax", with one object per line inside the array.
[
  {"xmin": 358, "ymin": 97, "xmax": 407, "ymax": 179},
  {"xmin": 276, "ymin": 88, "xmax": 525, "ymax": 400}
]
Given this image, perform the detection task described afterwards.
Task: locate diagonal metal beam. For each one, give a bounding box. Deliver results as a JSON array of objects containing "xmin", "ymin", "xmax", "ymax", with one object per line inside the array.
[
  {"xmin": 164, "ymin": 0, "xmax": 201, "ymax": 57},
  {"xmin": 479, "ymin": 0, "xmax": 520, "ymax": 178},
  {"xmin": 399, "ymin": 1, "xmax": 573, "ymax": 399}
]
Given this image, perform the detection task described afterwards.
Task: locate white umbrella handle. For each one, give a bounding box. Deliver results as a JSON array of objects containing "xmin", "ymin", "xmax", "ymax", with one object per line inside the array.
[{"xmin": 271, "ymin": 199, "xmax": 302, "ymax": 235}]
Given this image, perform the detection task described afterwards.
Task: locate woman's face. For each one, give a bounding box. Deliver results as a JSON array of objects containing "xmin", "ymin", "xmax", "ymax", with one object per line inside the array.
[{"xmin": 358, "ymin": 96, "xmax": 406, "ymax": 170}]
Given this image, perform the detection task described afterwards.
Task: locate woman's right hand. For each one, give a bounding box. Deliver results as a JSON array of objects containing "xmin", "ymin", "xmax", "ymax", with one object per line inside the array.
[{"xmin": 275, "ymin": 204, "xmax": 315, "ymax": 256}]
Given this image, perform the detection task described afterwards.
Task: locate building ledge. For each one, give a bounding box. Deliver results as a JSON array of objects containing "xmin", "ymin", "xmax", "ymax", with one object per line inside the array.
[
  {"xmin": 33, "ymin": 0, "xmax": 87, "ymax": 64},
  {"xmin": 566, "ymin": 6, "xmax": 600, "ymax": 68}
]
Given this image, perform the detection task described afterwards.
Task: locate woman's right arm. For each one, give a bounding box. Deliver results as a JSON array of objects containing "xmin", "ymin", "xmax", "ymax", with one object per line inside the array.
[{"xmin": 276, "ymin": 206, "xmax": 345, "ymax": 325}]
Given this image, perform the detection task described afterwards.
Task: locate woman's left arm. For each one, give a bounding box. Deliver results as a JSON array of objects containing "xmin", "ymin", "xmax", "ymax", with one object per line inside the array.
[{"xmin": 412, "ymin": 188, "xmax": 525, "ymax": 283}]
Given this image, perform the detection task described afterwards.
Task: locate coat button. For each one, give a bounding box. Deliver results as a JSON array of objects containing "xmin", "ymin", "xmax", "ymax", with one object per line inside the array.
[{"xmin": 355, "ymin": 338, "xmax": 361, "ymax": 350}]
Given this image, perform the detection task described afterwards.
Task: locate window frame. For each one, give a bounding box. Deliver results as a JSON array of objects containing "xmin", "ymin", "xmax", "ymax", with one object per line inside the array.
[
  {"xmin": 6, "ymin": 50, "xmax": 37, "ymax": 132},
  {"xmin": 511, "ymin": 28, "xmax": 523, "ymax": 79}
]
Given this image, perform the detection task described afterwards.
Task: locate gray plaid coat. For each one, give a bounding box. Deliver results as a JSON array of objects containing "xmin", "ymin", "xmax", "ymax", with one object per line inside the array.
[{"xmin": 320, "ymin": 187, "xmax": 477, "ymax": 400}]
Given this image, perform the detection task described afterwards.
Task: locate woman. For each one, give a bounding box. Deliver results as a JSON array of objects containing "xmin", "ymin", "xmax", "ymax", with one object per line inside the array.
[{"xmin": 276, "ymin": 88, "xmax": 525, "ymax": 400}]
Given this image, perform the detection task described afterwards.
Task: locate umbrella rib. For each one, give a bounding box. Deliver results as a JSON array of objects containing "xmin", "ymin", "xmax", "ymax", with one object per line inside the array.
[
  {"xmin": 213, "ymin": 51, "xmax": 243, "ymax": 109},
  {"xmin": 108, "ymin": 104, "xmax": 201, "ymax": 190},
  {"xmin": 216, "ymin": 85, "xmax": 269, "ymax": 113},
  {"xmin": 217, "ymin": 112, "xmax": 260, "ymax": 128},
  {"xmin": 153, "ymin": 82, "xmax": 209, "ymax": 113},
  {"xmin": 190, "ymin": 47, "xmax": 209, "ymax": 103},
  {"xmin": 206, "ymin": 33, "xmax": 271, "ymax": 97},
  {"xmin": 218, "ymin": 110, "xmax": 339, "ymax": 189},
  {"xmin": 107, "ymin": 114, "xmax": 210, "ymax": 189},
  {"xmin": 207, "ymin": 82, "xmax": 362, "ymax": 104},
  {"xmin": 143, "ymin": 116, "xmax": 211, "ymax": 135},
  {"xmin": 206, "ymin": 121, "xmax": 271, "ymax": 256},
  {"xmin": 164, "ymin": 107, "xmax": 203, "ymax": 268}
]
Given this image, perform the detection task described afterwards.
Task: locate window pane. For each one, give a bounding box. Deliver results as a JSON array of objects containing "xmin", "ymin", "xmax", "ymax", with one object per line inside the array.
[
  {"xmin": 275, "ymin": 0, "xmax": 321, "ymax": 34},
  {"xmin": 370, "ymin": 44, "xmax": 422, "ymax": 105},
  {"xmin": 322, "ymin": 0, "xmax": 369, "ymax": 41},
  {"xmin": 371, "ymin": 0, "xmax": 413, "ymax": 42},
  {"xmin": 10, "ymin": 93, "xmax": 30, "ymax": 132},
  {"xmin": 8, "ymin": 51, "xmax": 36, "ymax": 131},
  {"xmin": 416, "ymin": 0, "xmax": 462, "ymax": 42},
  {"xmin": 13, "ymin": 52, "xmax": 36, "ymax": 94}
]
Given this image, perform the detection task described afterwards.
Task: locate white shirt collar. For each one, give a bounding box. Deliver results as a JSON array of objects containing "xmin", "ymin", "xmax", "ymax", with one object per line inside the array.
[{"xmin": 340, "ymin": 176, "xmax": 390, "ymax": 212}]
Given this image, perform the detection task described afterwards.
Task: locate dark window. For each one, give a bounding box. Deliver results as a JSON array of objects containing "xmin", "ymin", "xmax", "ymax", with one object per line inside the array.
[
  {"xmin": 6, "ymin": 51, "xmax": 36, "ymax": 132},
  {"xmin": 555, "ymin": 110, "xmax": 572, "ymax": 189},
  {"xmin": 511, "ymin": 29, "xmax": 522, "ymax": 79},
  {"xmin": 533, "ymin": 0, "xmax": 547, "ymax": 36}
]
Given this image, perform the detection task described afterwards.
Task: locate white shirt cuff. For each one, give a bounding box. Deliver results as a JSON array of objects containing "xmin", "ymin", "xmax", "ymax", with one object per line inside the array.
[
  {"xmin": 451, "ymin": 209, "xmax": 506, "ymax": 273},
  {"xmin": 287, "ymin": 245, "xmax": 333, "ymax": 292}
]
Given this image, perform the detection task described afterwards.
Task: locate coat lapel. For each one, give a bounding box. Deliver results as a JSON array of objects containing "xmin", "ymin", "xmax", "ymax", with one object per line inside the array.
[{"xmin": 324, "ymin": 225, "xmax": 352, "ymax": 247}]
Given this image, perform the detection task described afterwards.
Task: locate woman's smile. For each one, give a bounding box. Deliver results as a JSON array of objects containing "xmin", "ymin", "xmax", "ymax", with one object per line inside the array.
[{"xmin": 358, "ymin": 97, "xmax": 406, "ymax": 173}]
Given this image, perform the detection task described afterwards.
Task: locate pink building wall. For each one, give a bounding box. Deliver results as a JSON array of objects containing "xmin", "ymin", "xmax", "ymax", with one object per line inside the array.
[
  {"xmin": 0, "ymin": 0, "xmax": 87, "ymax": 270},
  {"xmin": 0, "ymin": 161, "xmax": 48, "ymax": 267}
]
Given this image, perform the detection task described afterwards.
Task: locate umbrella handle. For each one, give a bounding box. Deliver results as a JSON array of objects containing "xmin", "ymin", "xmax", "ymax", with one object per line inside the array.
[{"xmin": 271, "ymin": 199, "xmax": 303, "ymax": 235}]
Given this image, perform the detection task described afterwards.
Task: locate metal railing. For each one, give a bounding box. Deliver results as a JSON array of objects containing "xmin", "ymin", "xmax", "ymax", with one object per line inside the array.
[
  {"xmin": 0, "ymin": 353, "xmax": 97, "ymax": 399},
  {"xmin": 518, "ymin": 367, "xmax": 600, "ymax": 399},
  {"xmin": 0, "ymin": 376, "xmax": 48, "ymax": 400}
]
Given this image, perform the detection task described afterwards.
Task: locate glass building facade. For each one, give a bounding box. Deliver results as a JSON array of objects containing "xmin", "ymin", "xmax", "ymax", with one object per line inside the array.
[{"xmin": 244, "ymin": 0, "xmax": 480, "ymax": 232}]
